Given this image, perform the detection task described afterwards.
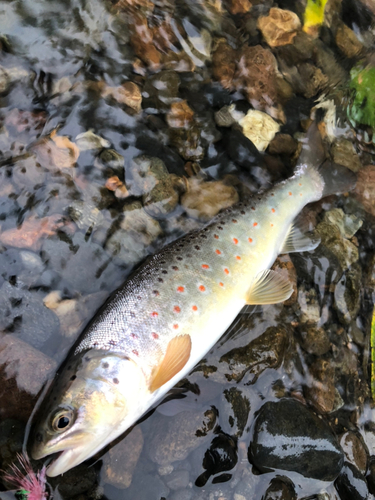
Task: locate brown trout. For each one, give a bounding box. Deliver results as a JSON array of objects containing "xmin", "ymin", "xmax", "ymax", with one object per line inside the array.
[{"xmin": 31, "ymin": 125, "xmax": 355, "ymax": 476}]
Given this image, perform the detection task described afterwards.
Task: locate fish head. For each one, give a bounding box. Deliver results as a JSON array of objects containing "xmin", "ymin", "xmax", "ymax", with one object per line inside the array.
[{"xmin": 31, "ymin": 350, "xmax": 148, "ymax": 477}]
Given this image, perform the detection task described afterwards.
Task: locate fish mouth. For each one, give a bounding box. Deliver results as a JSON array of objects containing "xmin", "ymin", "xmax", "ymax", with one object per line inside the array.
[{"xmin": 44, "ymin": 448, "xmax": 77, "ymax": 477}]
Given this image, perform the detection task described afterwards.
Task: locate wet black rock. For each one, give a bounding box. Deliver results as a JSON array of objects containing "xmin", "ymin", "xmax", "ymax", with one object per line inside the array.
[
  {"xmin": 219, "ymin": 326, "xmax": 288, "ymax": 384},
  {"xmin": 262, "ymin": 476, "xmax": 297, "ymax": 500},
  {"xmin": 366, "ymin": 456, "xmax": 375, "ymax": 495},
  {"xmin": 334, "ymin": 462, "xmax": 369, "ymax": 500},
  {"xmin": 219, "ymin": 387, "xmax": 251, "ymax": 438},
  {"xmin": 195, "ymin": 433, "xmax": 237, "ymax": 487},
  {"xmin": 249, "ymin": 398, "xmax": 344, "ymax": 481},
  {"xmin": 224, "ymin": 127, "xmax": 262, "ymax": 170}
]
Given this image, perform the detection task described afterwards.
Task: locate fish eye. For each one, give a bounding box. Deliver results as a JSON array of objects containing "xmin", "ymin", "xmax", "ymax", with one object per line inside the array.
[{"xmin": 51, "ymin": 407, "xmax": 75, "ymax": 433}]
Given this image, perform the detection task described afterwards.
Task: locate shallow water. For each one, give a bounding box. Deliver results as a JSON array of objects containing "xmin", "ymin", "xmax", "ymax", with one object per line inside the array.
[{"xmin": 0, "ymin": 0, "xmax": 375, "ymax": 498}]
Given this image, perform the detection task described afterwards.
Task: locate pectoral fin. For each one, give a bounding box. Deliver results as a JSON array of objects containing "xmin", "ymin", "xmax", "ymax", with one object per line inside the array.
[
  {"xmin": 246, "ymin": 269, "xmax": 293, "ymax": 305},
  {"xmin": 150, "ymin": 334, "xmax": 192, "ymax": 392},
  {"xmin": 281, "ymin": 219, "xmax": 320, "ymax": 254}
]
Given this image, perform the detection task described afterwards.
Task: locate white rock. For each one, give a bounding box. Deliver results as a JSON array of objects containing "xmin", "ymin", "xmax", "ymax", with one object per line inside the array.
[{"xmin": 239, "ymin": 110, "xmax": 280, "ymax": 151}]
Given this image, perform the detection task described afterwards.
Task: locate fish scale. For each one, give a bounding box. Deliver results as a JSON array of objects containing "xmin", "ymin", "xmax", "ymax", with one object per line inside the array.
[{"xmin": 31, "ymin": 125, "xmax": 357, "ymax": 476}]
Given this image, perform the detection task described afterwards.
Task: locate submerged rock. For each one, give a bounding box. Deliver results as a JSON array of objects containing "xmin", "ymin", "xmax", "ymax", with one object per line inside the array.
[
  {"xmin": 334, "ymin": 262, "xmax": 361, "ymax": 325},
  {"xmin": 334, "ymin": 462, "xmax": 369, "ymax": 500},
  {"xmin": 219, "ymin": 387, "xmax": 251, "ymax": 438},
  {"xmin": 106, "ymin": 201, "xmax": 162, "ymax": 265},
  {"xmin": 339, "ymin": 432, "xmax": 368, "ymax": 474},
  {"xmin": 148, "ymin": 408, "xmax": 217, "ymax": 466},
  {"xmin": 195, "ymin": 433, "xmax": 237, "ymax": 486},
  {"xmin": 239, "ymin": 110, "xmax": 280, "ymax": 152},
  {"xmin": 304, "ymin": 358, "xmax": 336, "ymax": 413},
  {"xmin": 103, "ymin": 426, "xmax": 144, "ymax": 489},
  {"xmin": 181, "ymin": 178, "xmax": 238, "ymax": 221},
  {"xmin": 219, "ymin": 326, "xmax": 288, "ymax": 384},
  {"xmin": 355, "ymin": 165, "xmax": 375, "ymax": 217},
  {"xmin": 257, "ymin": 8, "xmax": 301, "ymax": 48},
  {"xmin": 0, "ymin": 282, "xmax": 60, "ymax": 349},
  {"xmin": 249, "ymin": 398, "xmax": 344, "ymax": 481},
  {"xmin": 0, "ymin": 334, "xmax": 57, "ymax": 421},
  {"xmin": 330, "ymin": 139, "xmax": 362, "ymax": 173},
  {"xmin": 262, "ymin": 476, "xmax": 297, "ymax": 500}
]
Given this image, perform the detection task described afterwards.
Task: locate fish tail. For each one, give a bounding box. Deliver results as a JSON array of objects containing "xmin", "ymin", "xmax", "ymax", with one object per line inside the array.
[
  {"xmin": 297, "ymin": 122, "xmax": 357, "ymax": 197},
  {"xmin": 318, "ymin": 160, "xmax": 357, "ymax": 197}
]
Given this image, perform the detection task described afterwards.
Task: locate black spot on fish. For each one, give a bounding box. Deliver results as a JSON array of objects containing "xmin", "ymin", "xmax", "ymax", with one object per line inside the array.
[
  {"xmin": 153, "ymin": 290, "xmax": 159, "ymax": 296},
  {"xmin": 240, "ymin": 210, "xmax": 245, "ymax": 215},
  {"xmin": 158, "ymin": 278, "xmax": 164, "ymax": 283},
  {"xmin": 70, "ymin": 375, "xmax": 77, "ymax": 381},
  {"xmin": 85, "ymin": 357, "xmax": 91, "ymax": 362},
  {"xmin": 218, "ymin": 226, "xmax": 223, "ymax": 230},
  {"xmin": 67, "ymin": 365, "xmax": 72, "ymax": 370},
  {"xmin": 195, "ymin": 245, "xmax": 200, "ymax": 250},
  {"xmin": 162, "ymin": 270, "xmax": 167, "ymax": 274},
  {"xmin": 102, "ymin": 362, "xmax": 109, "ymax": 369},
  {"xmin": 160, "ymin": 260, "xmax": 166, "ymax": 264},
  {"xmin": 201, "ymin": 234, "xmax": 207, "ymax": 239},
  {"xmin": 36, "ymin": 432, "xmax": 43, "ymax": 443},
  {"xmin": 172, "ymin": 266, "xmax": 179, "ymax": 271},
  {"xmin": 109, "ymin": 340, "xmax": 116, "ymax": 346},
  {"xmin": 113, "ymin": 378, "xmax": 119, "ymax": 384}
]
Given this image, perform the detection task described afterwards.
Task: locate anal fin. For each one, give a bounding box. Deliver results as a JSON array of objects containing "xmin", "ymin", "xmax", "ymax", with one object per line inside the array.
[
  {"xmin": 281, "ymin": 219, "xmax": 320, "ymax": 254},
  {"xmin": 246, "ymin": 269, "xmax": 293, "ymax": 305},
  {"xmin": 149, "ymin": 334, "xmax": 192, "ymax": 392}
]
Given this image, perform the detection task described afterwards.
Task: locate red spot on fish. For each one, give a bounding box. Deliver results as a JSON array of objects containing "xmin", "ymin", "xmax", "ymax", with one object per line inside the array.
[
  {"xmin": 219, "ymin": 282, "xmax": 224, "ymax": 287},
  {"xmin": 271, "ymin": 208, "xmax": 275, "ymax": 213},
  {"xmin": 253, "ymin": 222, "xmax": 258, "ymax": 227},
  {"xmin": 299, "ymin": 183, "xmax": 302, "ymax": 186},
  {"xmin": 151, "ymin": 311, "xmax": 158, "ymax": 317},
  {"xmin": 233, "ymin": 238, "xmax": 238, "ymax": 245},
  {"xmin": 236, "ymin": 256, "xmax": 241, "ymax": 260},
  {"xmin": 202, "ymin": 264, "xmax": 209, "ymax": 269},
  {"xmin": 152, "ymin": 332, "xmax": 159, "ymax": 339},
  {"xmin": 216, "ymin": 249, "xmax": 221, "ymax": 255},
  {"xmin": 130, "ymin": 333, "xmax": 137, "ymax": 339},
  {"xmin": 289, "ymin": 192, "xmax": 292, "ymax": 196},
  {"xmin": 248, "ymin": 237, "xmax": 253, "ymax": 243},
  {"xmin": 174, "ymin": 306, "xmax": 181, "ymax": 313},
  {"xmin": 300, "ymin": 193, "xmax": 302, "ymax": 196},
  {"xmin": 177, "ymin": 286, "xmax": 185, "ymax": 293},
  {"xmin": 214, "ymin": 234, "xmax": 219, "ymax": 239},
  {"xmin": 251, "ymin": 207, "xmax": 255, "ymax": 211},
  {"xmin": 132, "ymin": 349, "xmax": 139, "ymax": 356},
  {"xmin": 199, "ymin": 285, "xmax": 206, "ymax": 292},
  {"xmin": 224, "ymin": 268, "xmax": 229, "ymax": 275},
  {"xmin": 173, "ymin": 324, "xmax": 179, "ymax": 329},
  {"xmin": 192, "ymin": 305, "xmax": 198, "ymax": 311},
  {"xmin": 271, "ymin": 224, "xmax": 274, "ymax": 227}
]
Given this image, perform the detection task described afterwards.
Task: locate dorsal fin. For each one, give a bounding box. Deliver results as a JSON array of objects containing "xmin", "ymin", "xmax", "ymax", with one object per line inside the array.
[{"xmin": 149, "ymin": 335, "xmax": 192, "ymax": 392}]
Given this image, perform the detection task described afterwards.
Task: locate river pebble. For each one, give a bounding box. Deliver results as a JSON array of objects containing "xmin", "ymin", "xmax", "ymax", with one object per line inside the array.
[
  {"xmin": 249, "ymin": 398, "xmax": 344, "ymax": 481},
  {"xmin": 334, "ymin": 462, "xmax": 369, "ymax": 500}
]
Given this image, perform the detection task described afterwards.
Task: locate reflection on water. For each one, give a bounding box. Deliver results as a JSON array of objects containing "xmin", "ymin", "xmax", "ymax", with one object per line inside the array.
[{"xmin": 0, "ymin": 0, "xmax": 375, "ymax": 498}]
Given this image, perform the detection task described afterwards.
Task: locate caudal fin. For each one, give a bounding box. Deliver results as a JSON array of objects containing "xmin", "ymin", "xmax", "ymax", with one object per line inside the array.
[
  {"xmin": 298, "ymin": 122, "xmax": 357, "ymax": 197},
  {"xmin": 319, "ymin": 160, "xmax": 357, "ymax": 197}
]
